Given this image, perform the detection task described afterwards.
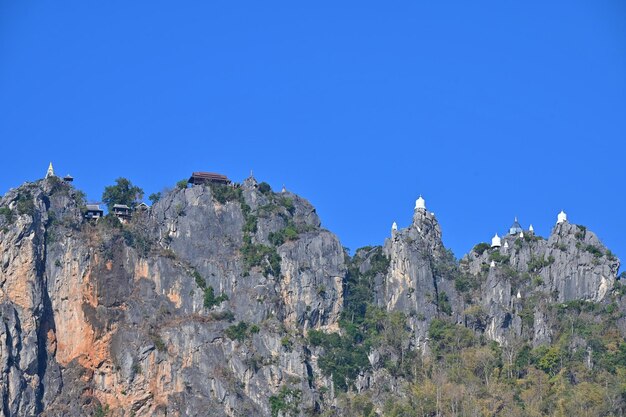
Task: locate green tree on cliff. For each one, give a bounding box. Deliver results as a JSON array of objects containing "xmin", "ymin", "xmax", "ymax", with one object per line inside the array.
[{"xmin": 102, "ymin": 178, "xmax": 144, "ymax": 210}]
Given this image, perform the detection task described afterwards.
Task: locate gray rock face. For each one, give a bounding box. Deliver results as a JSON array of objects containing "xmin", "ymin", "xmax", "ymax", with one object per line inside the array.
[
  {"xmin": 481, "ymin": 266, "xmax": 515, "ymax": 344},
  {"xmin": 464, "ymin": 222, "xmax": 618, "ymax": 303},
  {"xmin": 0, "ymin": 177, "xmax": 620, "ymax": 416},
  {"xmin": 546, "ymin": 222, "xmax": 618, "ymax": 302},
  {"xmin": 278, "ymin": 231, "xmax": 345, "ymax": 330},
  {"xmin": 378, "ymin": 208, "xmax": 461, "ymax": 346},
  {"xmin": 460, "ymin": 221, "xmax": 620, "ymax": 347},
  {"xmin": 346, "ymin": 212, "xmax": 620, "ymax": 360},
  {"xmin": 0, "ymin": 178, "xmax": 346, "ymax": 416},
  {"xmin": 0, "ymin": 181, "xmax": 58, "ymax": 416}
]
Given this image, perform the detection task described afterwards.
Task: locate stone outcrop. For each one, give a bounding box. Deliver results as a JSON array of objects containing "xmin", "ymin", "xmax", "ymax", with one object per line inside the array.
[
  {"xmin": 461, "ymin": 221, "xmax": 620, "ymax": 346},
  {"xmin": 0, "ymin": 178, "xmax": 346, "ymax": 416},
  {"xmin": 378, "ymin": 208, "xmax": 461, "ymax": 347},
  {"xmin": 0, "ymin": 176, "xmax": 620, "ymax": 416}
]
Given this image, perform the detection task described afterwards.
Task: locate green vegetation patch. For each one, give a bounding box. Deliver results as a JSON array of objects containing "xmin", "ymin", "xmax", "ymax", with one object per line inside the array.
[
  {"xmin": 269, "ymin": 386, "xmax": 302, "ymax": 417},
  {"xmin": 176, "ymin": 179, "xmax": 188, "ymax": 190},
  {"xmin": 203, "ymin": 286, "xmax": 228, "ymax": 309},
  {"xmin": 241, "ymin": 237, "xmax": 281, "ymax": 277},
  {"xmin": 224, "ymin": 321, "xmax": 257, "ymax": 342},
  {"xmin": 527, "ymin": 255, "xmax": 554, "ymax": 272},
  {"xmin": 278, "ymin": 196, "xmax": 295, "ymax": 214},
  {"xmin": 606, "ymin": 250, "xmax": 618, "ymax": 261},
  {"xmin": 584, "ymin": 244, "xmax": 604, "ymax": 258},
  {"xmin": 210, "ymin": 184, "xmax": 243, "ymax": 205},
  {"xmin": 437, "ymin": 291, "xmax": 452, "ymax": 315},
  {"xmin": 148, "ymin": 192, "xmax": 161, "ymax": 204},
  {"xmin": 191, "ymin": 269, "xmax": 228, "ymax": 309},
  {"xmin": 308, "ymin": 248, "xmax": 407, "ymax": 391},
  {"xmin": 258, "ymin": 182, "xmax": 272, "ymax": 194},
  {"xmin": 268, "ymin": 223, "xmax": 299, "ymax": 246},
  {"xmin": 472, "ymin": 242, "xmax": 490, "ymax": 256},
  {"xmin": 489, "ymin": 251, "xmax": 510, "ymax": 264},
  {"xmin": 454, "ymin": 272, "xmax": 478, "ymax": 294},
  {"xmin": 242, "ymin": 214, "xmax": 258, "ymax": 235},
  {"xmin": 102, "ymin": 177, "xmax": 144, "ymax": 210},
  {"xmin": 428, "ymin": 318, "xmax": 475, "ymax": 359},
  {"xmin": 16, "ymin": 191, "xmax": 35, "ymax": 216},
  {"xmin": 0, "ymin": 207, "xmax": 14, "ymax": 224}
]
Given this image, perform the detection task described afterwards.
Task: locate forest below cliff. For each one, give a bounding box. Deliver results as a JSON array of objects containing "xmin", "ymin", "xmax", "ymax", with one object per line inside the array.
[{"xmin": 0, "ymin": 175, "xmax": 623, "ymax": 417}]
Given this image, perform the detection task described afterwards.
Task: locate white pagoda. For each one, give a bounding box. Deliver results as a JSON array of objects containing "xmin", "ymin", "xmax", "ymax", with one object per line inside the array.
[{"xmin": 415, "ymin": 195, "xmax": 426, "ymax": 211}]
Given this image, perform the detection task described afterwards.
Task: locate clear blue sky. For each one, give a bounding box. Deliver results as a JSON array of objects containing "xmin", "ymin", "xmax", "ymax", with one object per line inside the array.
[{"xmin": 1, "ymin": 1, "xmax": 625, "ymax": 270}]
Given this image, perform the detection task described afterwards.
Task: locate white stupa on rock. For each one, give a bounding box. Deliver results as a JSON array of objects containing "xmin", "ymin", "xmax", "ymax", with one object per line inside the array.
[
  {"xmin": 415, "ymin": 195, "xmax": 426, "ymax": 211},
  {"xmin": 391, "ymin": 221, "xmax": 398, "ymax": 232},
  {"xmin": 491, "ymin": 233, "xmax": 501, "ymax": 248},
  {"xmin": 490, "ymin": 260, "xmax": 496, "ymax": 268},
  {"xmin": 557, "ymin": 210, "xmax": 567, "ymax": 224},
  {"xmin": 504, "ymin": 241, "xmax": 509, "ymax": 249},
  {"xmin": 529, "ymin": 224, "xmax": 534, "ymax": 233},
  {"xmin": 45, "ymin": 162, "xmax": 55, "ymax": 179},
  {"xmin": 519, "ymin": 231, "xmax": 524, "ymax": 238}
]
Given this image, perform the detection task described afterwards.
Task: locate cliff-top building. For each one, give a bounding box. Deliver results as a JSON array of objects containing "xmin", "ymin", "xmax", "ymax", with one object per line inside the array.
[
  {"xmin": 415, "ymin": 195, "xmax": 426, "ymax": 211},
  {"xmin": 509, "ymin": 217, "xmax": 523, "ymax": 235}
]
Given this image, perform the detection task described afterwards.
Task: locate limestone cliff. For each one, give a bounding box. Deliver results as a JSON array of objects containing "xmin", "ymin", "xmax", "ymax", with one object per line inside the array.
[
  {"xmin": 0, "ymin": 177, "xmax": 620, "ymax": 416},
  {"xmin": 460, "ymin": 221, "xmax": 619, "ymax": 346},
  {"xmin": 0, "ymin": 177, "xmax": 345, "ymax": 416},
  {"xmin": 378, "ymin": 207, "xmax": 461, "ymax": 349}
]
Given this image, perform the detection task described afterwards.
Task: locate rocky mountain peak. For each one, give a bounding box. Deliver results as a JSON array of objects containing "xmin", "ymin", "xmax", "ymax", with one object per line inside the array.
[
  {"xmin": 409, "ymin": 207, "xmax": 444, "ymax": 254},
  {"xmin": 0, "ymin": 178, "xmax": 622, "ymax": 416}
]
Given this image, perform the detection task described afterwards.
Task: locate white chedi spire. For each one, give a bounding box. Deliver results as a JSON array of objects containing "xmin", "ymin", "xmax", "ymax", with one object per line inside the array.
[
  {"xmin": 529, "ymin": 224, "xmax": 534, "ymax": 232},
  {"xmin": 504, "ymin": 241, "xmax": 509, "ymax": 249},
  {"xmin": 517, "ymin": 290, "xmax": 522, "ymax": 299},
  {"xmin": 519, "ymin": 231, "xmax": 524, "ymax": 238},
  {"xmin": 491, "ymin": 233, "xmax": 501, "ymax": 248},
  {"xmin": 391, "ymin": 221, "xmax": 398, "ymax": 232},
  {"xmin": 414, "ymin": 195, "xmax": 426, "ymax": 211},
  {"xmin": 490, "ymin": 260, "xmax": 496, "ymax": 268},
  {"xmin": 557, "ymin": 210, "xmax": 567, "ymax": 224},
  {"xmin": 45, "ymin": 162, "xmax": 55, "ymax": 179}
]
